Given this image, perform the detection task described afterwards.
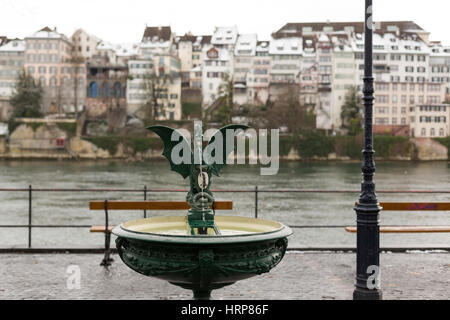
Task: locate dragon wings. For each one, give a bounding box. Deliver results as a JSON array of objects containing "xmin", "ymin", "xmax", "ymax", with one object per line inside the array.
[{"xmin": 147, "ymin": 124, "xmax": 249, "ymax": 179}]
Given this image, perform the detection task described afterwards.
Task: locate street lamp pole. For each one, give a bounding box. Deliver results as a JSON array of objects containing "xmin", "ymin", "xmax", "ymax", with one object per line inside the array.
[{"xmin": 353, "ymin": 0, "xmax": 382, "ymax": 300}]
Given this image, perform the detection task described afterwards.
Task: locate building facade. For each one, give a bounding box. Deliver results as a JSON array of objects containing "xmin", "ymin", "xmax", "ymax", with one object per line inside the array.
[{"xmin": 24, "ymin": 27, "xmax": 86, "ymax": 114}]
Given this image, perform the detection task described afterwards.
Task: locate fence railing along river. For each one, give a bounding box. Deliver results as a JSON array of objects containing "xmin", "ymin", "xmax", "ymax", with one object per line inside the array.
[{"xmin": 0, "ymin": 186, "xmax": 449, "ymax": 251}]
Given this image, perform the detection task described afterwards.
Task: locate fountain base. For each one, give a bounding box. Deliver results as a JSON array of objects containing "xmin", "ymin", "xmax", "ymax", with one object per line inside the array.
[{"xmin": 113, "ymin": 216, "xmax": 292, "ymax": 300}]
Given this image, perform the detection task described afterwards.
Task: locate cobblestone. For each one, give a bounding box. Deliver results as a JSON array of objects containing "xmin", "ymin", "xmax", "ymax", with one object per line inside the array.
[{"xmin": 0, "ymin": 252, "xmax": 449, "ymax": 300}]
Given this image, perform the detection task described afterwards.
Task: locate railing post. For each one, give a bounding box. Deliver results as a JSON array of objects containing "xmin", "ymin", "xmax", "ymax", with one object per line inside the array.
[
  {"xmin": 28, "ymin": 185, "xmax": 32, "ymax": 248},
  {"xmin": 144, "ymin": 185, "xmax": 147, "ymax": 218},
  {"xmin": 255, "ymin": 186, "xmax": 258, "ymax": 219}
]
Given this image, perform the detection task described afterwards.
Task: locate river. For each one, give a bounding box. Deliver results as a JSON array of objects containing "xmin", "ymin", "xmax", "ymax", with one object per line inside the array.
[{"xmin": 0, "ymin": 160, "xmax": 448, "ymax": 248}]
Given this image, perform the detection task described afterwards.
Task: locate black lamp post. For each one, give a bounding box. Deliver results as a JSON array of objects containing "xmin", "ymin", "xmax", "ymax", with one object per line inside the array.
[{"xmin": 353, "ymin": 0, "xmax": 382, "ymax": 300}]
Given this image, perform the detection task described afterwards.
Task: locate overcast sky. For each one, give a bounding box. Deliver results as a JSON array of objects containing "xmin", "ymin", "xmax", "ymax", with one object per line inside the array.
[{"xmin": 1, "ymin": 0, "xmax": 449, "ymax": 44}]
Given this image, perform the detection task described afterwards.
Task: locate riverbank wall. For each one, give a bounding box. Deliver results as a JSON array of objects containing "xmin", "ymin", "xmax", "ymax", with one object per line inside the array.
[{"xmin": 0, "ymin": 124, "xmax": 448, "ymax": 161}]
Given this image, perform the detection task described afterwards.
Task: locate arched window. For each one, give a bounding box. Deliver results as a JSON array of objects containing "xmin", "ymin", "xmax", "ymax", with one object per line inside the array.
[
  {"xmin": 50, "ymin": 77, "xmax": 57, "ymax": 86},
  {"xmin": 101, "ymin": 82, "xmax": 110, "ymax": 97},
  {"xmin": 440, "ymin": 128, "xmax": 445, "ymax": 136},
  {"xmin": 113, "ymin": 82, "xmax": 121, "ymax": 98},
  {"xmin": 89, "ymin": 81, "xmax": 98, "ymax": 98}
]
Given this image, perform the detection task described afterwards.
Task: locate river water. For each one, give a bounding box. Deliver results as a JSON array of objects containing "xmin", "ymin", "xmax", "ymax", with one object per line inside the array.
[{"xmin": 0, "ymin": 160, "xmax": 448, "ymax": 248}]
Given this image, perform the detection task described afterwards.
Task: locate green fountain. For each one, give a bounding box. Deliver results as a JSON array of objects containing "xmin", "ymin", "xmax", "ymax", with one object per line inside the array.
[{"xmin": 112, "ymin": 123, "xmax": 292, "ymax": 300}]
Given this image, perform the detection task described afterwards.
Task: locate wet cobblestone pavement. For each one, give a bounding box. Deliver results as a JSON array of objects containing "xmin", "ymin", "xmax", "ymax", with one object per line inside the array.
[{"xmin": 0, "ymin": 251, "xmax": 449, "ymax": 300}]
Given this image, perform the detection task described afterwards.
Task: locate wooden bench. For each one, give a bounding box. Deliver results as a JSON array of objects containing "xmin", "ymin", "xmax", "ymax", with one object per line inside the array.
[
  {"xmin": 345, "ymin": 202, "xmax": 450, "ymax": 234},
  {"xmin": 89, "ymin": 200, "xmax": 233, "ymax": 266}
]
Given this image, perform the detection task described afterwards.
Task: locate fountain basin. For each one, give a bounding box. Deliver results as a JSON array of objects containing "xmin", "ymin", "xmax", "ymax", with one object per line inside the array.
[{"xmin": 112, "ymin": 216, "xmax": 292, "ymax": 299}]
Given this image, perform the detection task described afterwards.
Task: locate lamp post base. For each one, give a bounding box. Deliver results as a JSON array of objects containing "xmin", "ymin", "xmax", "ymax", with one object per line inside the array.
[{"xmin": 353, "ymin": 288, "xmax": 382, "ymax": 300}]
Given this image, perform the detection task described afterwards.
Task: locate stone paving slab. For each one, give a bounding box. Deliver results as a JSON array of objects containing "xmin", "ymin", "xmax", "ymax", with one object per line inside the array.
[{"xmin": 0, "ymin": 252, "xmax": 449, "ymax": 300}]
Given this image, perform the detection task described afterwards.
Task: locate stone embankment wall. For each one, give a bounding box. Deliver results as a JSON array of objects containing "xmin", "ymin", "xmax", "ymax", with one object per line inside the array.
[{"xmin": 0, "ymin": 124, "xmax": 448, "ymax": 161}]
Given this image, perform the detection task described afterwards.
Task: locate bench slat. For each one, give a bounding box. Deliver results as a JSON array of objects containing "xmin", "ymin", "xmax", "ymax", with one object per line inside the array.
[
  {"xmin": 89, "ymin": 201, "xmax": 233, "ymax": 211},
  {"xmin": 90, "ymin": 226, "xmax": 114, "ymax": 233},
  {"xmin": 345, "ymin": 226, "xmax": 450, "ymax": 233},
  {"xmin": 354, "ymin": 202, "xmax": 450, "ymax": 211}
]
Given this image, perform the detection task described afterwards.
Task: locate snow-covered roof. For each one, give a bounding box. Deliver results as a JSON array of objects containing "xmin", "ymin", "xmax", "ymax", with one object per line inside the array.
[
  {"xmin": 96, "ymin": 41, "xmax": 140, "ymax": 56},
  {"xmin": 269, "ymin": 37, "xmax": 303, "ymax": 55},
  {"xmin": 212, "ymin": 26, "xmax": 238, "ymax": 45},
  {"xmin": 115, "ymin": 43, "xmax": 140, "ymax": 57},
  {"xmin": 190, "ymin": 65, "xmax": 202, "ymax": 72},
  {"xmin": 0, "ymin": 39, "xmax": 25, "ymax": 52},
  {"xmin": 26, "ymin": 27, "xmax": 69, "ymax": 42},
  {"xmin": 350, "ymin": 32, "xmax": 430, "ymax": 54},
  {"xmin": 234, "ymin": 34, "xmax": 257, "ymax": 56},
  {"xmin": 256, "ymin": 41, "xmax": 269, "ymax": 52}
]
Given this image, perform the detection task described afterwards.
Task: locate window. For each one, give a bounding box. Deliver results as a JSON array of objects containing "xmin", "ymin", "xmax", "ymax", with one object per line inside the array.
[
  {"xmin": 38, "ymin": 66, "xmax": 46, "ymax": 74},
  {"xmin": 410, "ymin": 96, "xmax": 415, "ymax": 104},
  {"xmin": 401, "ymin": 118, "xmax": 406, "ymax": 125},
  {"xmin": 27, "ymin": 66, "xmax": 35, "ymax": 74},
  {"xmin": 417, "ymin": 55, "xmax": 426, "ymax": 62},
  {"xmin": 440, "ymin": 128, "xmax": 445, "ymax": 136},
  {"xmin": 430, "ymin": 128, "xmax": 435, "ymax": 137},
  {"xmin": 421, "ymin": 128, "xmax": 426, "ymax": 136},
  {"xmin": 89, "ymin": 82, "xmax": 98, "ymax": 98},
  {"xmin": 375, "ymin": 95, "xmax": 389, "ymax": 103},
  {"xmin": 401, "ymin": 107, "xmax": 406, "ymax": 114}
]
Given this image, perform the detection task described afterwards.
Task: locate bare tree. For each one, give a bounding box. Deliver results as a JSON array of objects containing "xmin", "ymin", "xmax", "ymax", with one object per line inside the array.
[{"xmin": 142, "ymin": 70, "xmax": 174, "ymax": 121}]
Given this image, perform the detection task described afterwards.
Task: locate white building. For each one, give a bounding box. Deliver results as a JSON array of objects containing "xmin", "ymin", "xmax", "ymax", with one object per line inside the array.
[
  {"xmin": 269, "ymin": 37, "xmax": 303, "ymax": 84},
  {"xmin": 127, "ymin": 54, "xmax": 182, "ymax": 121},
  {"xmin": 246, "ymin": 41, "xmax": 271, "ymax": 105},
  {"xmin": 233, "ymin": 34, "xmax": 257, "ymax": 105},
  {"xmin": 410, "ymin": 104, "xmax": 449, "ymax": 138},
  {"xmin": 0, "ymin": 39, "xmax": 25, "ymax": 98},
  {"xmin": 201, "ymin": 46, "xmax": 232, "ymax": 106},
  {"xmin": 429, "ymin": 43, "xmax": 450, "ymax": 95}
]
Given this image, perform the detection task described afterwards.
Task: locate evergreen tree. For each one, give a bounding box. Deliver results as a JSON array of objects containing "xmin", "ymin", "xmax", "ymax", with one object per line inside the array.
[
  {"xmin": 340, "ymin": 85, "xmax": 363, "ymax": 136},
  {"xmin": 9, "ymin": 71, "xmax": 43, "ymax": 118}
]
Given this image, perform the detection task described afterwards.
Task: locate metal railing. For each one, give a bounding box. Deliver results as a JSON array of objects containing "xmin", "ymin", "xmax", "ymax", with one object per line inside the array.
[{"xmin": 0, "ymin": 185, "xmax": 449, "ymax": 250}]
